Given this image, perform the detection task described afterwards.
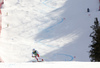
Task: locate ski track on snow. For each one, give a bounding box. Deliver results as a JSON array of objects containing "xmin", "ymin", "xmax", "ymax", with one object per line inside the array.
[
  {"xmin": 0, "ymin": 0, "xmax": 74, "ymax": 62},
  {"xmin": 43, "ymin": 18, "xmax": 64, "ymax": 32},
  {"xmin": 34, "ymin": 0, "xmax": 74, "ymax": 61},
  {"xmin": 36, "ymin": 0, "xmax": 63, "ymax": 48},
  {"xmin": 41, "ymin": 0, "xmax": 55, "ymax": 8},
  {"xmin": 53, "ymin": 53, "xmax": 74, "ymax": 61}
]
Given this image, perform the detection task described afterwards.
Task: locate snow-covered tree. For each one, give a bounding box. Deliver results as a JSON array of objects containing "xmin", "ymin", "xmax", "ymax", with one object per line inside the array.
[{"xmin": 89, "ymin": 18, "xmax": 100, "ymax": 62}]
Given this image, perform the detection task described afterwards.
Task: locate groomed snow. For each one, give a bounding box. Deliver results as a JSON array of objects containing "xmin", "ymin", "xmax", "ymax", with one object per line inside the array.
[{"xmin": 0, "ymin": 0, "xmax": 100, "ymax": 63}]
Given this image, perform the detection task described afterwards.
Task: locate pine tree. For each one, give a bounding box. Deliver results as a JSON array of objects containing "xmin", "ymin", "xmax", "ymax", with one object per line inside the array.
[{"xmin": 89, "ymin": 18, "xmax": 100, "ymax": 62}]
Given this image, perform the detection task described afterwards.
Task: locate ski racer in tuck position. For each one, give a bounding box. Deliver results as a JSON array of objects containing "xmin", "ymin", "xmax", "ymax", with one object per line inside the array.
[{"xmin": 32, "ymin": 49, "xmax": 44, "ymax": 62}]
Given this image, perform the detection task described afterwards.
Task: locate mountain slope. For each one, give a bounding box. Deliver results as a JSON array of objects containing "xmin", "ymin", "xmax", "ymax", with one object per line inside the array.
[{"xmin": 0, "ymin": 0, "xmax": 100, "ymax": 62}]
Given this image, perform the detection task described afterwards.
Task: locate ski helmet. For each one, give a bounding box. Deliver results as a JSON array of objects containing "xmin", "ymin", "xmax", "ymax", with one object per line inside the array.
[{"xmin": 33, "ymin": 49, "xmax": 35, "ymax": 51}]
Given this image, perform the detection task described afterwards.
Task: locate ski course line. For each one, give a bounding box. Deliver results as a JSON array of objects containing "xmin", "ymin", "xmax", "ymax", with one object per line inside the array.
[
  {"xmin": 36, "ymin": 39, "xmax": 60, "ymax": 48},
  {"xmin": 53, "ymin": 53, "xmax": 74, "ymax": 61},
  {"xmin": 38, "ymin": 0, "xmax": 55, "ymax": 14},
  {"xmin": 40, "ymin": 0, "xmax": 65, "ymax": 32},
  {"xmin": 41, "ymin": 54, "xmax": 74, "ymax": 61},
  {"xmin": 44, "ymin": 18, "xmax": 64, "ymax": 32},
  {"xmin": 38, "ymin": 18, "xmax": 64, "ymax": 32},
  {"xmin": 39, "ymin": 0, "xmax": 74, "ymax": 61},
  {"xmin": 40, "ymin": 0, "xmax": 55, "ymax": 8},
  {"xmin": 36, "ymin": 18, "xmax": 65, "ymax": 48}
]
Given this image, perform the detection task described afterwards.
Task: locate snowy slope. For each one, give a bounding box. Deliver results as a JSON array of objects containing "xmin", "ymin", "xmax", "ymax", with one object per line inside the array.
[{"xmin": 0, "ymin": 0, "xmax": 100, "ymax": 63}]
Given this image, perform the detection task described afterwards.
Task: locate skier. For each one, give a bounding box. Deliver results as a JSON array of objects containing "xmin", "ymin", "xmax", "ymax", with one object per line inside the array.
[
  {"xmin": 87, "ymin": 8, "xmax": 90, "ymax": 12},
  {"xmin": 32, "ymin": 49, "xmax": 44, "ymax": 62}
]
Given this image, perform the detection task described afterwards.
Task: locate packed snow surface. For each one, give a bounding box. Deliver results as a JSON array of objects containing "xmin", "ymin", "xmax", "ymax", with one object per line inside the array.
[{"xmin": 0, "ymin": 0, "xmax": 100, "ymax": 63}]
